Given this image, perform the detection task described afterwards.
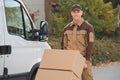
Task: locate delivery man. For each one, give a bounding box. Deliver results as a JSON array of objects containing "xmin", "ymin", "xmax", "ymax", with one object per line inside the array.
[{"xmin": 61, "ymin": 4, "xmax": 95, "ymax": 80}]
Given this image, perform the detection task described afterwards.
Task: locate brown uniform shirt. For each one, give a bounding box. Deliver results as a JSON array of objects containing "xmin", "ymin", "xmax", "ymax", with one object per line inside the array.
[{"xmin": 61, "ymin": 21, "xmax": 94, "ymax": 60}]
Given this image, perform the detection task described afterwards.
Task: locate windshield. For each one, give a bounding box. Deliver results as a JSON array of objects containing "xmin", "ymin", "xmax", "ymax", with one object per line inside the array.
[
  {"xmin": 4, "ymin": 0, "xmax": 33, "ymax": 40},
  {"xmin": 5, "ymin": 0, "xmax": 20, "ymax": 7}
]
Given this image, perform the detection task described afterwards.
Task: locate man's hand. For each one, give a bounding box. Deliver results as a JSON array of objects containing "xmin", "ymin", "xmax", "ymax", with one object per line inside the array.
[{"xmin": 83, "ymin": 62, "xmax": 87, "ymax": 70}]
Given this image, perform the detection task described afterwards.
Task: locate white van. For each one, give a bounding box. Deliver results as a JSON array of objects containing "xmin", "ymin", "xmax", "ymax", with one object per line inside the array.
[{"xmin": 0, "ymin": 0, "xmax": 51, "ymax": 80}]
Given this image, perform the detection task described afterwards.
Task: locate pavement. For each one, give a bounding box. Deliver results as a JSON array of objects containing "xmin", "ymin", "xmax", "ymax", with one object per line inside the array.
[
  {"xmin": 93, "ymin": 63, "xmax": 120, "ymax": 80},
  {"xmin": 14, "ymin": 62, "xmax": 120, "ymax": 80}
]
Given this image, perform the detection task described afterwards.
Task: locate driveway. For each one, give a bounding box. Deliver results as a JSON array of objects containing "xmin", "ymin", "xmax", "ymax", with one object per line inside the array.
[{"xmin": 93, "ymin": 64, "xmax": 120, "ymax": 80}]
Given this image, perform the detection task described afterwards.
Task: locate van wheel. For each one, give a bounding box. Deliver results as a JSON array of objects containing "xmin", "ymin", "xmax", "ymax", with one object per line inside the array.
[{"xmin": 31, "ymin": 69, "xmax": 37, "ymax": 80}]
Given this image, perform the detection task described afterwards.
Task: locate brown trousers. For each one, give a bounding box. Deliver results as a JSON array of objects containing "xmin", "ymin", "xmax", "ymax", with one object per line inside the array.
[{"xmin": 82, "ymin": 61, "xmax": 94, "ymax": 80}]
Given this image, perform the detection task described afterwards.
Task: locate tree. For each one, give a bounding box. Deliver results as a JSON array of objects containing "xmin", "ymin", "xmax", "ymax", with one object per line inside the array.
[
  {"xmin": 50, "ymin": 0, "xmax": 117, "ymax": 36},
  {"xmin": 104, "ymin": 0, "xmax": 120, "ymax": 8},
  {"xmin": 103, "ymin": 0, "xmax": 120, "ymax": 37},
  {"xmin": 80, "ymin": 0, "xmax": 117, "ymax": 35}
]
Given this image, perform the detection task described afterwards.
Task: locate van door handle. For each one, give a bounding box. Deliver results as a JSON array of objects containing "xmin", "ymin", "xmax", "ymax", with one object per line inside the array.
[{"xmin": 0, "ymin": 45, "xmax": 11, "ymax": 55}]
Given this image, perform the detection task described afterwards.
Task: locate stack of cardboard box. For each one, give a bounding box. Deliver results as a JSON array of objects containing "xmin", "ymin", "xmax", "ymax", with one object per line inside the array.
[{"xmin": 35, "ymin": 49, "xmax": 85, "ymax": 80}]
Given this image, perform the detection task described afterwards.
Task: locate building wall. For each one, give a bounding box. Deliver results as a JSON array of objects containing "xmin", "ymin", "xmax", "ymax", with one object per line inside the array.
[
  {"xmin": 23, "ymin": 0, "xmax": 58, "ymax": 28},
  {"xmin": 45, "ymin": 0, "xmax": 58, "ymax": 22}
]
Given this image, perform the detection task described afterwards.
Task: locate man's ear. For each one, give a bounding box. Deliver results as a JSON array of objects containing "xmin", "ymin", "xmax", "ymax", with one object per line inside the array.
[{"xmin": 81, "ymin": 10, "xmax": 83, "ymax": 15}]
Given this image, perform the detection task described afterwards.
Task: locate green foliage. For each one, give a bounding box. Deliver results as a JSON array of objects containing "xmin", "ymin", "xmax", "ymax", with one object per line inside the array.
[
  {"xmin": 50, "ymin": 0, "xmax": 117, "ymax": 35},
  {"xmin": 80, "ymin": 0, "xmax": 117, "ymax": 34},
  {"xmin": 48, "ymin": 34, "xmax": 62, "ymax": 49},
  {"xmin": 50, "ymin": 13, "xmax": 66, "ymax": 35},
  {"xmin": 92, "ymin": 37, "xmax": 120, "ymax": 65}
]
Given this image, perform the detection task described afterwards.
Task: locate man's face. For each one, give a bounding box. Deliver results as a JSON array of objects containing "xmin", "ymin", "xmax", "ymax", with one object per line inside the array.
[{"xmin": 71, "ymin": 10, "xmax": 83, "ymax": 21}]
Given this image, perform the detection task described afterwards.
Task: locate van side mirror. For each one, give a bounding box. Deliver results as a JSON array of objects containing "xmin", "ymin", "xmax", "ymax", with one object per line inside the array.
[{"xmin": 39, "ymin": 21, "xmax": 48, "ymax": 41}]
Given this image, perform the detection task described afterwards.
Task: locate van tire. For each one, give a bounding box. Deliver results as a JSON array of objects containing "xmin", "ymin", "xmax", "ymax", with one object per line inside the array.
[
  {"xmin": 29, "ymin": 63, "xmax": 40, "ymax": 80},
  {"xmin": 31, "ymin": 69, "xmax": 38, "ymax": 80}
]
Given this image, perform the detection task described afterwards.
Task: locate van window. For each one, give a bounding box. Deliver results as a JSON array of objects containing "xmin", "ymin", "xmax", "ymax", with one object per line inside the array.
[{"xmin": 4, "ymin": 0, "xmax": 33, "ymax": 40}]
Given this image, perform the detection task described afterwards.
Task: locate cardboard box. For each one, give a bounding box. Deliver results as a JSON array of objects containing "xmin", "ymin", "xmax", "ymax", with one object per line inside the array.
[
  {"xmin": 40, "ymin": 49, "xmax": 85, "ymax": 78},
  {"xmin": 35, "ymin": 69, "xmax": 80, "ymax": 80}
]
